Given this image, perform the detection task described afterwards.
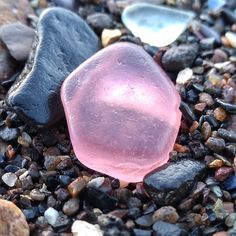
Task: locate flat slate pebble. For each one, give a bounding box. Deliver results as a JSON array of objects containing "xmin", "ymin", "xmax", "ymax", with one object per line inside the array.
[
  {"xmin": 143, "ymin": 159, "xmax": 206, "ymax": 206},
  {"xmin": 6, "ymin": 7, "xmax": 100, "ymax": 127}
]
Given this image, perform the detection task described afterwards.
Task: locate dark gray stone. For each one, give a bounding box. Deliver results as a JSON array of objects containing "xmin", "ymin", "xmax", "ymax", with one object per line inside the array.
[
  {"xmin": 152, "ymin": 221, "xmax": 187, "ymax": 236},
  {"xmin": 143, "ymin": 159, "xmax": 206, "ymax": 206},
  {"xmin": 87, "ymin": 13, "xmax": 114, "ymax": 33},
  {"xmin": 6, "ymin": 7, "xmax": 100, "ymax": 127},
  {"xmin": 162, "ymin": 45, "xmax": 197, "ymax": 72}
]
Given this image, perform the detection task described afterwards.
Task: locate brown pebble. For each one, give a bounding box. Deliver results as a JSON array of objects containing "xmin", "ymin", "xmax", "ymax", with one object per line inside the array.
[
  {"xmin": 6, "ymin": 144, "xmax": 15, "ymax": 159},
  {"xmin": 189, "ymin": 121, "xmax": 199, "ymax": 133},
  {"xmin": 0, "ymin": 199, "xmax": 29, "ymax": 236},
  {"xmin": 173, "ymin": 144, "xmax": 189, "ymax": 153},
  {"xmin": 201, "ymin": 122, "xmax": 212, "ymax": 140},
  {"xmin": 214, "ymin": 107, "xmax": 227, "ymax": 122},
  {"xmin": 211, "ymin": 49, "xmax": 228, "ymax": 63},
  {"xmin": 153, "ymin": 206, "xmax": 179, "ymax": 223},
  {"xmin": 68, "ymin": 177, "xmax": 87, "ymax": 197},
  {"xmin": 185, "ymin": 213, "xmax": 202, "ymax": 227},
  {"xmin": 208, "ymin": 159, "xmax": 224, "ymax": 168},
  {"xmin": 214, "ymin": 167, "xmax": 234, "ymax": 182}
]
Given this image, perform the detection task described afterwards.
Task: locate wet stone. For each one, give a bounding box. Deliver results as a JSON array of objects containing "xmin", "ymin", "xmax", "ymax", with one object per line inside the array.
[
  {"xmin": 61, "ymin": 42, "xmax": 181, "ymax": 182},
  {"xmin": 162, "ymin": 45, "xmax": 198, "ymax": 72},
  {"xmin": 152, "ymin": 221, "xmax": 187, "ymax": 236},
  {"xmin": 0, "ymin": 23, "xmax": 35, "ymax": 61},
  {"xmin": 0, "ymin": 199, "xmax": 29, "ymax": 236},
  {"xmin": 67, "ymin": 177, "xmax": 87, "ymax": 198},
  {"xmin": 6, "ymin": 7, "xmax": 100, "ymax": 127},
  {"xmin": 143, "ymin": 159, "xmax": 206, "ymax": 206}
]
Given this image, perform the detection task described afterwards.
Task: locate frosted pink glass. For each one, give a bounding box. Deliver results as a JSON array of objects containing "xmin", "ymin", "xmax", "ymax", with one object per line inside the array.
[{"xmin": 61, "ymin": 42, "xmax": 181, "ymax": 182}]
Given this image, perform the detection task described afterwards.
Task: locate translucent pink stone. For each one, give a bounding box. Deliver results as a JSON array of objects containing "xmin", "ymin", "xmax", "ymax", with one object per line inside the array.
[{"xmin": 61, "ymin": 42, "xmax": 181, "ymax": 182}]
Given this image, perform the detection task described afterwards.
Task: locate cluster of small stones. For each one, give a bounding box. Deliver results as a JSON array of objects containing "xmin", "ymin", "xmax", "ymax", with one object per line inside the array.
[{"xmin": 0, "ymin": 0, "xmax": 235, "ymax": 236}]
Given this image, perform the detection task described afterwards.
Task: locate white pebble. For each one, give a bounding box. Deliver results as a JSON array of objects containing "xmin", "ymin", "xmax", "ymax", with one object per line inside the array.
[
  {"xmin": 225, "ymin": 32, "xmax": 236, "ymax": 48},
  {"xmin": 87, "ymin": 177, "xmax": 105, "ymax": 188},
  {"xmin": 176, "ymin": 68, "xmax": 193, "ymax": 84},
  {"xmin": 72, "ymin": 220, "xmax": 103, "ymax": 236},
  {"xmin": 2, "ymin": 172, "xmax": 17, "ymax": 187},
  {"xmin": 44, "ymin": 207, "xmax": 59, "ymax": 226}
]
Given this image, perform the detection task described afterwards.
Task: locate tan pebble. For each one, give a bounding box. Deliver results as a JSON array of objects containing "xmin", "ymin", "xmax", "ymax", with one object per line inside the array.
[
  {"xmin": 225, "ymin": 32, "xmax": 236, "ymax": 48},
  {"xmin": 214, "ymin": 107, "xmax": 227, "ymax": 122},
  {"xmin": 221, "ymin": 36, "xmax": 231, "ymax": 47},
  {"xmin": 208, "ymin": 159, "xmax": 224, "ymax": 168},
  {"xmin": 153, "ymin": 206, "xmax": 179, "ymax": 223},
  {"xmin": 101, "ymin": 29, "xmax": 122, "ymax": 47},
  {"xmin": 0, "ymin": 199, "xmax": 29, "ymax": 236},
  {"xmin": 201, "ymin": 121, "xmax": 212, "ymax": 140}
]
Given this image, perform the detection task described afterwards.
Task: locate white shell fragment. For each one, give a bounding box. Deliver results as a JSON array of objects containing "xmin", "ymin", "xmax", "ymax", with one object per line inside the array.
[{"xmin": 122, "ymin": 3, "xmax": 195, "ymax": 47}]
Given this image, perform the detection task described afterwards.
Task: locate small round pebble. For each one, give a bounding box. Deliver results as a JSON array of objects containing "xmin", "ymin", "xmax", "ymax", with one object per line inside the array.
[
  {"xmin": 153, "ymin": 206, "xmax": 179, "ymax": 223},
  {"xmin": 44, "ymin": 207, "xmax": 59, "ymax": 226},
  {"xmin": 63, "ymin": 198, "xmax": 80, "ymax": 216}
]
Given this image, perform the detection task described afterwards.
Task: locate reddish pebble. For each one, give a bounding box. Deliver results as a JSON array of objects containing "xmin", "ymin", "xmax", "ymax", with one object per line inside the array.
[
  {"xmin": 61, "ymin": 42, "xmax": 181, "ymax": 182},
  {"xmin": 215, "ymin": 167, "xmax": 234, "ymax": 181}
]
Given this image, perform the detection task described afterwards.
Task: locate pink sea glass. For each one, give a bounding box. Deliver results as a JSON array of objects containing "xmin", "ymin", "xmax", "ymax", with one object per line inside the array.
[{"xmin": 61, "ymin": 42, "xmax": 181, "ymax": 182}]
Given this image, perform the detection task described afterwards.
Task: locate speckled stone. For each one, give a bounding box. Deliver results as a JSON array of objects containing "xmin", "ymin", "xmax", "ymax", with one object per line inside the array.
[{"xmin": 0, "ymin": 199, "xmax": 29, "ymax": 236}]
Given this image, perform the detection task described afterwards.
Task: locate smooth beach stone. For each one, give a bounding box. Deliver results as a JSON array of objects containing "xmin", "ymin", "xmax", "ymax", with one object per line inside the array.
[
  {"xmin": 6, "ymin": 8, "xmax": 100, "ymax": 127},
  {"xmin": 121, "ymin": 3, "xmax": 194, "ymax": 47},
  {"xmin": 61, "ymin": 42, "xmax": 181, "ymax": 182},
  {"xmin": 0, "ymin": 199, "xmax": 29, "ymax": 236}
]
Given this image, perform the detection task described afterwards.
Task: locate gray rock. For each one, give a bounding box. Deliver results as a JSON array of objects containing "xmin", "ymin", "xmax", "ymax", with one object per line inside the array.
[
  {"xmin": 162, "ymin": 45, "xmax": 198, "ymax": 72},
  {"xmin": 143, "ymin": 159, "xmax": 206, "ymax": 206},
  {"xmin": 6, "ymin": 7, "xmax": 100, "ymax": 127},
  {"xmin": 0, "ymin": 22, "xmax": 35, "ymax": 61},
  {"xmin": 152, "ymin": 221, "xmax": 187, "ymax": 236}
]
